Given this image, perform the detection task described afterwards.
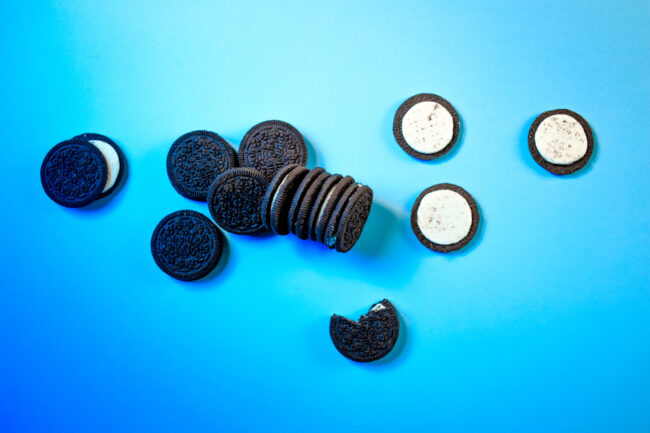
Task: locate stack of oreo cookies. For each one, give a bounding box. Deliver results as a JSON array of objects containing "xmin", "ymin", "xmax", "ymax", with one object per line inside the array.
[{"xmin": 260, "ymin": 165, "xmax": 373, "ymax": 253}]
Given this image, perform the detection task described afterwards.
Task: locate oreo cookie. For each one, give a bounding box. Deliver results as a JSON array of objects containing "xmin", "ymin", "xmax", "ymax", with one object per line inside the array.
[
  {"xmin": 151, "ymin": 210, "xmax": 223, "ymax": 281},
  {"xmin": 314, "ymin": 175, "xmax": 355, "ymax": 243},
  {"xmin": 294, "ymin": 170, "xmax": 330, "ymax": 239},
  {"xmin": 287, "ymin": 167, "xmax": 325, "ymax": 235},
  {"xmin": 41, "ymin": 139, "xmax": 108, "ymax": 208},
  {"xmin": 393, "ymin": 93, "xmax": 460, "ymax": 160},
  {"xmin": 207, "ymin": 167, "xmax": 269, "ymax": 235},
  {"xmin": 260, "ymin": 164, "xmax": 300, "ymax": 231},
  {"xmin": 528, "ymin": 109, "xmax": 594, "ymax": 175},
  {"xmin": 269, "ymin": 166, "xmax": 309, "ymax": 235},
  {"xmin": 73, "ymin": 133, "xmax": 126, "ymax": 199},
  {"xmin": 323, "ymin": 183, "xmax": 359, "ymax": 248},
  {"xmin": 238, "ymin": 120, "xmax": 308, "ymax": 179},
  {"xmin": 330, "ymin": 299, "xmax": 400, "ymax": 363},
  {"xmin": 411, "ymin": 183, "xmax": 479, "ymax": 253},
  {"xmin": 167, "ymin": 130, "xmax": 237, "ymax": 200},
  {"xmin": 307, "ymin": 174, "xmax": 342, "ymax": 241},
  {"xmin": 331, "ymin": 185, "xmax": 373, "ymax": 253}
]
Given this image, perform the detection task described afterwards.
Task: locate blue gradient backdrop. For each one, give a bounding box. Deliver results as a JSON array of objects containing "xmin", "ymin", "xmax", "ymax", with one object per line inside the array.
[{"xmin": 1, "ymin": 1, "xmax": 649, "ymax": 432}]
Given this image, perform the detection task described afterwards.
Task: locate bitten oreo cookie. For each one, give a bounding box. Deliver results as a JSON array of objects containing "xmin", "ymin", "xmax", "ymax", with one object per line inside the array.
[
  {"xmin": 411, "ymin": 183, "xmax": 479, "ymax": 253},
  {"xmin": 332, "ymin": 185, "xmax": 373, "ymax": 253},
  {"xmin": 207, "ymin": 167, "xmax": 269, "ymax": 235},
  {"xmin": 238, "ymin": 120, "xmax": 308, "ymax": 179},
  {"xmin": 261, "ymin": 164, "xmax": 300, "ymax": 231},
  {"xmin": 330, "ymin": 299, "xmax": 400, "ymax": 363},
  {"xmin": 151, "ymin": 210, "xmax": 223, "ymax": 281},
  {"xmin": 528, "ymin": 109, "xmax": 594, "ymax": 175},
  {"xmin": 314, "ymin": 176, "xmax": 355, "ymax": 243},
  {"xmin": 167, "ymin": 130, "xmax": 237, "ymax": 200},
  {"xmin": 294, "ymin": 170, "xmax": 330, "ymax": 240},
  {"xmin": 73, "ymin": 133, "xmax": 126, "ymax": 199},
  {"xmin": 41, "ymin": 139, "xmax": 108, "ymax": 208},
  {"xmin": 269, "ymin": 166, "xmax": 309, "ymax": 235},
  {"xmin": 393, "ymin": 93, "xmax": 460, "ymax": 160}
]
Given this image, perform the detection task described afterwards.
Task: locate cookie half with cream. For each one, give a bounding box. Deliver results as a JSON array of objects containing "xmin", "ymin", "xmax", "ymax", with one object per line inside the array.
[
  {"xmin": 393, "ymin": 93, "xmax": 460, "ymax": 160},
  {"xmin": 528, "ymin": 109, "xmax": 594, "ymax": 175},
  {"xmin": 411, "ymin": 183, "xmax": 479, "ymax": 253},
  {"xmin": 73, "ymin": 133, "xmax": 127, "ymax": 198}
]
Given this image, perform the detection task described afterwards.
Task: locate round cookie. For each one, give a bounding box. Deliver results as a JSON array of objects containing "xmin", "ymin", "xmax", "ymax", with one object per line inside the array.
[
  {"xmin": 167, "ymin": 130, "xmax": 237, "ymax": 201},
  {"xmin": 41, "ymin": 139, "xmax": 108, "ymax": 208},
  {"xmin": 238, "ymin": 120, "xmax": 308, "ymax": 179},
  {"xmin": 307, "ymin": 174, "xmax": 342, "ymax": 241},
  {"xmin": 411, "ymin": 183, "xmax": 479, "ymax": 253},
  {"xmin": 207, "ymin": 167, "xmax": 269, "ymax": 235},
  {"xmin": 260, "ymin": 164, "xmax": 300, "ymax": 231},
  {"xmin": 330, "ymin": 299, "xmax": 400, "ymax": 363},
  {"xmin": 151, "ymin": 210, "xmax": 223, "ymax": 281},
  {"xmin": 287, "ymin": 167, "xmax": 325, "ymax": 234},
  {"xmin": 294, "ymin": 171, "xmax": 331, "ymax": 239},
  {"xmin": 393, "ymin": 93, "xmax": 460, "ymax": 160},
  {"xmin": 323, "ymin": 183, "xmax": 359, "ymax": 248},
  {"xmin": 314, "ymin": 176, "xmax": 355, "ymax": 242},
  {"xmin": 333, "ymin": 185, "xmax": 373, "ymax": 253},
  {"xmin": 528, "ymin": 109, "xmax": 594, "ymax": 175},
  {"xmin": 269, "ymin": 166, "xmax": 309, "ymax": 235}
]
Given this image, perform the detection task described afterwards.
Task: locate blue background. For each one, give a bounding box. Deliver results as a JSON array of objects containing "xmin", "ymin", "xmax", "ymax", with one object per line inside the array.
[{"xmin": 1, "ymin": 1, "xmax": 649, "ymax": 431}]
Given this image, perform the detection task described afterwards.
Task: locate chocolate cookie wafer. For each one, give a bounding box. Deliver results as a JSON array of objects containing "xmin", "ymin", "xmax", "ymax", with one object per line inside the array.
[
  {"xmin": 207, "ymin": 167, "xmax": 268, "ymax": 235},
  {"xmin": 151, "ymin": 210, "xmax": 223, "ymax": 281},
  {"xmin": 314, "ymin": 175, "xmax": 355, "ymax": 243},
  {"xmin": 239, "ymin": 120, "xmax": 308, "ymax": 180},
  {"xmin": 333, "ymin": 185, "xmax": 373, "ymax": 252},
  {"xmin": 307, "ymin": 174, "xmax": 342, "ymax": 241},
  {"xmin": 260, "ymin": 164, "xmax": 299, "ymax": 231},
  {"xmin": 294, "ymin": 170, "xmax": 330, "ymax": 240},
  {"xmin": 269, "ymin": 166, "xmax": 309, "ymax": 235},
  {"xmin": 167, "ymin": 130, "xmax": 237, "ymax": 201},
  {"xmin": 323, "ymin": 183, "xmax": 359, "ymax": 248},
  {"xmin": 287, "ymin": 167, "xmax": 326, "ymax": 235},
  {"xmin": 41, "ymin": 139, "xmax": 108, "ymax": 208}
]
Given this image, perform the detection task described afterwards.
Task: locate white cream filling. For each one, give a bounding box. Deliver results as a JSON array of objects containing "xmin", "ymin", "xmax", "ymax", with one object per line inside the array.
[
  {"xmin": 534, "ymin": 114, "xmax": 588, "ymax": 165},
  {"xmin": 270, "ymin": 177, "xmax": 289, "ymax": 212},
  {"xmin": 416, "ymin": 189, "xmax": 472, "ymax": 245},
  {"xmin": 370, "ymin": 303, "xmax": 386, "ymax": 313},
  {"xmin": 401, "ymin": 101, "xmax": 454, "ymax": 154},
  {"xmin": 89, "ymin": 139, "xmax": 120, "ymax": 192}
]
